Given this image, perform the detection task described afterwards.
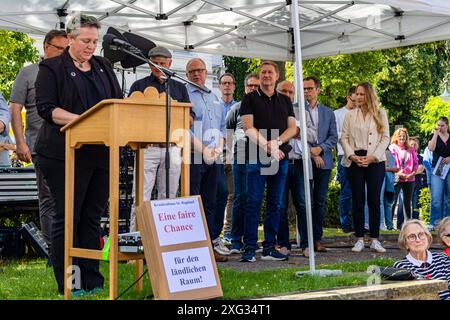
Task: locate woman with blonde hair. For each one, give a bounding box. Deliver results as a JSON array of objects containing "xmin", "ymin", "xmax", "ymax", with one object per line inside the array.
[
  {"xmin": 341, "ymin": 82, "xmax": 390, "ymax": 253},
  {"xmin": 394, "ymin": 219, "xmax": 450, "ymax": 300},
  {"xmin": 389, "ymin": 128, "xmax": 418, "ymax": 229}
]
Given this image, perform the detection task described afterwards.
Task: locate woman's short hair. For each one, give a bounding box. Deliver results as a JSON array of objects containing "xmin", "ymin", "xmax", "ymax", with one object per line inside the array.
[
  {"xmin": 398, "ymin": 219, "xmax": 433, "ymax": 250},
  {"xmin": 66, "ymin": 14, "xmax": 100, "ymax": 37},
  {"xmin": 437, "ymin": 217, "xmax": 450, "ymax": 245}
]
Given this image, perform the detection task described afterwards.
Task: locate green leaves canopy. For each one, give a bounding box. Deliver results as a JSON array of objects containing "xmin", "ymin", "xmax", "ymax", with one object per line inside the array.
[{"xmin": 0, "ymin": 30, "xmax": 39, "ymax": 100}]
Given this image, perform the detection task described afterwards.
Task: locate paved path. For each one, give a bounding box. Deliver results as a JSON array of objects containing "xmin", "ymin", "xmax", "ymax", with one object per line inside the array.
[{"xmin": 217, "ymin": 237, "xmax": 443, "ymax": 272}]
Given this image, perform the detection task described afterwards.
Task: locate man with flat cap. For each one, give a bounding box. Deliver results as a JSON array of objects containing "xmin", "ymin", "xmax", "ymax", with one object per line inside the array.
[{"xmin": 128, "ymin": 46, "xmax": 191, "ymax": 231}]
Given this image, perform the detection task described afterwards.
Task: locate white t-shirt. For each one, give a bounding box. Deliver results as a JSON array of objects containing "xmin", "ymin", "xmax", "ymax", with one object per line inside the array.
[{"xmin": 334, "ymin": 106, "xmax": 350, "ymax": 156}]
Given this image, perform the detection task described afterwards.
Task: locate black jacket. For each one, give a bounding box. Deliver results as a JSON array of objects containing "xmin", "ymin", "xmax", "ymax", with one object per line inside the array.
[{"xmin": 35, "ymin": 49, "xmax": 122, "ymax": 161}]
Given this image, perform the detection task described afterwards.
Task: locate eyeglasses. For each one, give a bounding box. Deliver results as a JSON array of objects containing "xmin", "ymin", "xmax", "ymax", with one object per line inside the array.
[
  {"xmin": 47, "ymin": 42, "xmax": 66, "ymax": 51},
  {"xmin": 246, "ymin": 84, "xmax": 259, "ymax": 88},
  {"xmin": 406, "ymin": 232, "xmax": 427, "ymax": 242},
  {"xmin": 188, "ymin": 68, "xmax": 206, "ymax": 75},
  {"xmin": 304, "ymin": 87, "xmax": 316, "ymax": 91},
  {"xmin": 220, "ymin": 81, "xmax": 235, "ymax": 86}
]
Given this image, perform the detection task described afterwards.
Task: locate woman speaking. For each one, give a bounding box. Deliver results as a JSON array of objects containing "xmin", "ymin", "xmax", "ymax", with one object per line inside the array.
[{"xmin": 35, "ymin": 14, "xmax": 122, "ymax": 294}]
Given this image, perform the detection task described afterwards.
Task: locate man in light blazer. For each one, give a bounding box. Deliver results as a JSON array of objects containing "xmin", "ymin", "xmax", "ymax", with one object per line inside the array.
[{"xmin": 303, "ymin": 76, "xmax": 338, "ymax": 256}]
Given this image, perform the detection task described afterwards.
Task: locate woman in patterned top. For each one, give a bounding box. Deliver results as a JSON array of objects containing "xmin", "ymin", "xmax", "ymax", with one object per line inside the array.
[{"xmin": 394, "ymin": 219, "xmax": 450, "ymax": 300}]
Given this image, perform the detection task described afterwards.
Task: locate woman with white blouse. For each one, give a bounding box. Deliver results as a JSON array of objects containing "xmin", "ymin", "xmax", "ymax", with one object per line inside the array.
[{"xmin": 340, "ymin": 82, "xmax": 390, "ymax": 253}]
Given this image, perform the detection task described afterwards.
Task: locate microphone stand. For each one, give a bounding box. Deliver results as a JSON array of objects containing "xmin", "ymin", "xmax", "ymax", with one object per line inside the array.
[{"xmin": 110, "ymin": 44, "xmax": 210, "ymax": 199}]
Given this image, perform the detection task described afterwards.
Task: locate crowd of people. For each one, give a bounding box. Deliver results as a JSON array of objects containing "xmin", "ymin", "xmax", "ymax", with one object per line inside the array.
[{"xmin": 0, "ymin": 14, "xmax": 449, "ymax": 296}]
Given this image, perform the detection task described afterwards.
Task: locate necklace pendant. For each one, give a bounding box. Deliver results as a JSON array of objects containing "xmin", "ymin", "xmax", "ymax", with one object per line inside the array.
[{"xmin": 79, "ymin": 62, "xmax": 83, "ymax": 68}]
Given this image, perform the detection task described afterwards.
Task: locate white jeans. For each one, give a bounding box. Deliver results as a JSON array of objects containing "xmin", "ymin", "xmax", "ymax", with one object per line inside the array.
[{"xmin": 129, "ymin": 146, "xmax": 182, "ymax": 231}]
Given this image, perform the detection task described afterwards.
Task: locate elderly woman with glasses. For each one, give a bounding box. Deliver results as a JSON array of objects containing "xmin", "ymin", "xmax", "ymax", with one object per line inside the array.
[
  {"xmin": 394, "ymin": 219, "xmax": 450, "ymax": 300},
  {"xmin": 35, "ymin": 14, "xmax": 122, "ymax": 295}
]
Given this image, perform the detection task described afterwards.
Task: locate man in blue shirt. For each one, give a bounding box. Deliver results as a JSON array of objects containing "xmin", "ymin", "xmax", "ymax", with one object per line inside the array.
[
  {"xmin": 186, "ymin": 58, "xmax": 228, "ymax": 262},
  {"xmin": 214, "ymin": 73, "xmax": 237, "ymax": 254}
]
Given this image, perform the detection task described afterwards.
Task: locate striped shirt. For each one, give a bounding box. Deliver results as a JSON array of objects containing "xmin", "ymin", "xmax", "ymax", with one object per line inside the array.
[{"xmin": 394, "ymin": 251, "xmax": 450, "ymax": 300}]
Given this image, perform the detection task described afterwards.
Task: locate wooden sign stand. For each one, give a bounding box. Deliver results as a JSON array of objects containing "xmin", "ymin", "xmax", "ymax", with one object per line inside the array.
[
  {"xmin": 61, "ymin": 87, "xmax": 191, "ymax": 300},
  {"xmin": 136, "ymin": 196, "xmax": 223, "ymax": 300}
]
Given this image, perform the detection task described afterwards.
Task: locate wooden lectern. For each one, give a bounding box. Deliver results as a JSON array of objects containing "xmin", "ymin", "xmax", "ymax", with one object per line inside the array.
[{"xmin": 61, "ymin": 87, "xmax": 191, "ymax": 300}]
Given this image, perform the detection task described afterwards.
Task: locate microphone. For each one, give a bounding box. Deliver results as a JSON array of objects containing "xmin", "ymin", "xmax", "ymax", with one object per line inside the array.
[{"xmin": 103, "ymin": 34, "xmax": 142, "ymax": 54}]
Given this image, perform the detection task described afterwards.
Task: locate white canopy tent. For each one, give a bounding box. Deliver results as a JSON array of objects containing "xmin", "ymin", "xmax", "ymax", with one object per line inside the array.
[
  {"xmin": 1, "ymin": 0, "xmax": 449, "ymax": 273},
  {"xmin": 1, "ymin": 1, "xmax": 450, "ymax": 61}
]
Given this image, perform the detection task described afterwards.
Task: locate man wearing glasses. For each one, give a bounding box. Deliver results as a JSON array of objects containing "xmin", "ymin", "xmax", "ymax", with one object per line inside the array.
[
  {"xmin": 334, "ymin": 86, "xmax": 357, "ymax": 234},
  {"xmin": 214, "ymin": 73, "xmax": 238, "ymax": 255},
  {"xmin": 9, "ymin": 29, "xmax": 68, "ymax": 253},
  {"xmin": 302, "ymin": 76, "xmax": 338, "ymax": 257},
  {"xmin": 186, "ymin": 58, "xmax": 228, "ymax": 262}
]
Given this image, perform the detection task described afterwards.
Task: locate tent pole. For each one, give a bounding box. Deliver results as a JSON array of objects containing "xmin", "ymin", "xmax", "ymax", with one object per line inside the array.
[{"xmin": 291, "ymin": 0, "xmax": 316, "ymax": 273}]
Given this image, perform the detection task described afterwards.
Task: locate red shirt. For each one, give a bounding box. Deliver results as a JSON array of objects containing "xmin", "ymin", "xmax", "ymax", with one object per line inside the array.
[{"xmin": 444, "ymin": 247, "xmax": 450, "ymax": 258}]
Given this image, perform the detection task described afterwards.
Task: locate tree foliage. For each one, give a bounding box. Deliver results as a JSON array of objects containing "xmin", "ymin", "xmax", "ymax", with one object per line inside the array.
[
  {"xmin": 0, "ymin": 30, "xmax": 39, "ymax": 100},
  {"xmin": 301, "ymin": 51, "xmax": 386, "ymax": 109},
  {"xmin": 290, "ymin": 41, "xmax": 450, "ymax": 138},
  {"xmin": 376, "ymin": 43, "xmax": 445, "ymax": 137},
  {"xmin": 223, "ymin": 56, "xmax": 253, "ymax": 101},
  {"xmin": 420, "ymin": 96, "xmax": 450, "ymax": 135},
  {"xmin": 222, "ymin": 41, "xmax": 450, "ymax": 142},
  {"xmin": 223, "ymin": 57, "xmax": 285, "ymax": 101}
]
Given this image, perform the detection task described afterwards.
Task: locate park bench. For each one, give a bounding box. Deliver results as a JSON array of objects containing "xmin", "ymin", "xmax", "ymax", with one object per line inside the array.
[{"xmin": 0, "ymin": 166, "xmax": 39, "ymax": 215}]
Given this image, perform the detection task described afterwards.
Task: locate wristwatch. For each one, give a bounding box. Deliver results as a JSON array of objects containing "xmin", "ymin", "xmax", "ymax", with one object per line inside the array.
[{"xmin": 276, "ymin": 137, "xmax": 283, "ymax": 146}]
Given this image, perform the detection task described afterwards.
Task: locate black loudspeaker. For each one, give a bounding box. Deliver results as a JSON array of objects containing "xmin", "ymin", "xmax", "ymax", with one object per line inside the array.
[
  {"xmin": 0, "ymin": 227, "xmax": 25, "ymax": 258},
  {"xmin": 122, "ymin": 32, "xmax": 156, "ymax": 68},
  {"xmin": 102, "ymin": 27, "xmax": 128, "ymax": 64},
  {"xmin": 21, "ymin": 222, "xmax": 49, "ymax": 258}
]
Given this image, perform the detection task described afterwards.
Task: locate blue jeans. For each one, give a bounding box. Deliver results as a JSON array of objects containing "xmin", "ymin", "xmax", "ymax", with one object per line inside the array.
[
  {"xmin": 277, "ymin": 160, "xmax": 309, "ymax": 250},
  {"xmin": 384, "ymin": 190, "xmax": 395, "ymax": 230},
  {"xmin": 243, "ymin": 160, "xmax": 288, "ymax": 250},
  {"xmin": 231, "ymin": 163, "xmax": 247, "ymax": 244},
  {"xmin": 311, "ymin": 166, "xmax": 332, "ymax": 243},
  {"xmin": 337, "ymin": 156, "xmax": 352, "ymax": 230},
  {"xmin": 213, "ymin": 164, "xmax": 228, "ymax": 240},
  {"xmin": 430, "ymin": 172, "xmax": 450, "ymax": 226}
]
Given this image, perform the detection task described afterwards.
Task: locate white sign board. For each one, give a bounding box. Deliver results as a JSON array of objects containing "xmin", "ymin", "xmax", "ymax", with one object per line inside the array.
[
  {"xmin": 162, "ymin": 247, "xmax": 217, "ymax": 293},
  {"xmin": 136, "ymin": 196, "xmax": 223, "ymax": 299},
  {"xmin": 151, "ymin": 198, "xmax": 207, "ymax": 246}
]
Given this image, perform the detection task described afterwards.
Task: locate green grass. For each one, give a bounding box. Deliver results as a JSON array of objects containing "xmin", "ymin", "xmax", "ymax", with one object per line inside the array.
[
  {"xmin": 220, "ymin": 258, "xmax": 395, "ymax": 299},
  {"xmin": 0, "ymin": 258, "xmax": 396, "ymax": 300}
]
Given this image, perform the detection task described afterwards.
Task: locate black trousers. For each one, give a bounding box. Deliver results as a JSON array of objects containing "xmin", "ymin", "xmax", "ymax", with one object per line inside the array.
[
  {"xmin": 37, "ymin": 154, "xmax": 109, "ymax": 293},
  {"xmin": 393, "ymin": 181, "xmax": 415, "ymax": 229},
  {"xmin": 347, "ymin": 155, "xmax": 385, "ymax": 239},
  {"xmin": 190, "ymin": 155, "xmax": 218, "ymax": 243}
]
